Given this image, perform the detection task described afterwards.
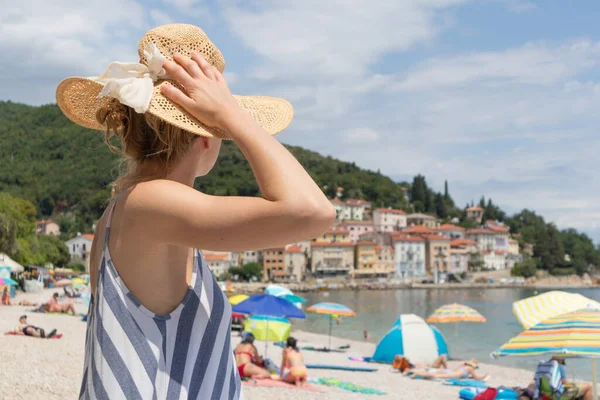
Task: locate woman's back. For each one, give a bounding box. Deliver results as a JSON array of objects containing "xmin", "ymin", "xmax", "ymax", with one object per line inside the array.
[{"xmin": 81, "ymin": 198, "xmax": 242, "ymax": 400}]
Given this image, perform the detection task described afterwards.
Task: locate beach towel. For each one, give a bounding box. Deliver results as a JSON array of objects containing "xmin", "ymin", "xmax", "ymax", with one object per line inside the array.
[
  {"xmin": 309, "ymin": 378, "xmax": 386, "ymax": 395},
  {"xmin": 242, "ymin": 378, "xmax": 320, "ymax": 392},
  {"xmin": 444, "ymin": 378, "xmax": 489, "ymax": 388},
  {"xmin": 305, "ymin": 364, "xmax": 377, "ymax": 372},
  {"xmin": 5, "ymin": 331, "xmax": 63, "ymax": 339},
  {"xmin": 275, "ymin": 342, "xmax": 350, "ymax": 352}
]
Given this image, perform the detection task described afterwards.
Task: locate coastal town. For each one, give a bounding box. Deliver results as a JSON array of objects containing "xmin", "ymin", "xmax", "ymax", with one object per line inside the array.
[{"xmin": 47, "ymin": 188, "xmax": 528, "ymax": 286}]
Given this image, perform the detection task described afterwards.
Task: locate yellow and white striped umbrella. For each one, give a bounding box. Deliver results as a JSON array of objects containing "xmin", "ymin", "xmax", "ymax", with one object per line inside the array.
[{"xmin": 513, "ymin": 291, "xmax": 600, "ymax": 329}]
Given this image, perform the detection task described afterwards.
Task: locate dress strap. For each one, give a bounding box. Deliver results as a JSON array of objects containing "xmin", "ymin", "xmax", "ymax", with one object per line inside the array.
[{"xmin": 104, "ymin": 196, "xmax": 120, "ymax": 250}]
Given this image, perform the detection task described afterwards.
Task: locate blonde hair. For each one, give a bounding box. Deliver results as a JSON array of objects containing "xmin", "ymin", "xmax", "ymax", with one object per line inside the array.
[{"xmin": 96, "ymin": 99, "xmax": 197, "ymax": 195}]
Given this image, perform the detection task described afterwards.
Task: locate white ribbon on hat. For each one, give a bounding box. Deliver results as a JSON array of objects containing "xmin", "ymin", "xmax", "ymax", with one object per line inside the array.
[{"xmin": 96, "ymin": 43, "xmax": 167, "ymax": 113}]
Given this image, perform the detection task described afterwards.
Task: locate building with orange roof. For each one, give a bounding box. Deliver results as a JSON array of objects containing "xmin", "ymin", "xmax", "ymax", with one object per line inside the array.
[
  {"xmin": 341, "ymin": 220, "xmax": 374, "ymax": 243},
  {"xmin": 435, "ymin": 224, "xmax": 465, "ymax": 240},
  {"xmin": 345, "ymin": 198, "xmax": 371, "ymax": 221},
  {"xmin": 36, "ymin": 219, "xmax": 60, "ymax": 236},
  {"xmin": 485, "ymin": 220, "xmax": 510, "ymax": 251},
  {"xmin": 373, "ymin": 208, "xmax": 407, "ymax": 233},
  {"xmin": 392, "ymin": 234, "xmax": 426, "ymax": 279},
  {"xmin": 284, "ymin": 246, "xmax": 307, "ymax": 282},
  {"xmin": 466, "ymin": 228, "xmax": 496, "ymax": 251},
  {"xmin": 315, "ymin": 226, "xmax": 351, "ymax": 243},
  {"xmin": 310, "ymin": 242, "xmax": 354, "ymax": 277},
  {"xmin": 466, "ymin": 206, "xmax": 484, "ymax": 223},
  {"xmin": 402, "ymin": 225, "xmax": 434, "ymax": 234},
  {"xmin": 406, "ymin": 213, "xmax": 437, "ymax": 228},
  {"xmin": 65, "ymin": 233, "xmax": 94, "ymax": 272},
  {"xmin": 203, "ymin": 252, "xmax": 230, "ymax": 278}
]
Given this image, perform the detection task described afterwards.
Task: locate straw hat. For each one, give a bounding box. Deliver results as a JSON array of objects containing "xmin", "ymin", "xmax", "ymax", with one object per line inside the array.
[
  {"xmin": 56, "ymin": 24, "xmax": 293, "ymax": 139},
  {"xmin": 465, "ymin": 358, "xmax": 479, "ymax": 369}
]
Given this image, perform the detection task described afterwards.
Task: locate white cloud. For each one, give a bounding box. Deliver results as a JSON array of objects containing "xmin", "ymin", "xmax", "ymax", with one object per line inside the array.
[
  {"xmin": 343, "ymin": 128, "xmax": 379, "ymax": 144},
  {"xmin": 150, "ymin": 9, "xmax": 174, "ymax": 26}
]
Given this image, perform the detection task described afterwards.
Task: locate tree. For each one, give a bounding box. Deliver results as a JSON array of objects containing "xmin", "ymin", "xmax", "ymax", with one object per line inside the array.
[
  {"xmin": 0, "ymin": 212, "xmax": 17, "ymax": 255},
  {"xmin": 229, "ymin": 262, "xmax": 263, "ymax": 281},
  {"xmin": 435, "ymin": 193, "xmax": 447, "ymax": 219},
  {"xmin": 37, "ymin": 235, "xmax": 70, "ymax": 268},
  {"xmin": 444, "ymin": 180, "xmax": 449, "ymax": 200},
  {"xmin": 511, "ymin": 259, "xmax": 537, "ymax": 278},
  {"xmin": 411, "ymin": 175, "xmax": 427, "ymax": 205}
]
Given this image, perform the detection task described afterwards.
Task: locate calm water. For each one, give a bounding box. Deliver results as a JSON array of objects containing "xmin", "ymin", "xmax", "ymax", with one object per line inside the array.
[{"xmin": 296, "ymin": 288, "xmax": 600, "ymax": 381}]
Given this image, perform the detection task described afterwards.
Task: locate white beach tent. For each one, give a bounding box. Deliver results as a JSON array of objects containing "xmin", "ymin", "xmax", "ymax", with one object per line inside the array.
[{"xmin": 0, "ymin": 253, "xmax": 24, "ymax": 273}]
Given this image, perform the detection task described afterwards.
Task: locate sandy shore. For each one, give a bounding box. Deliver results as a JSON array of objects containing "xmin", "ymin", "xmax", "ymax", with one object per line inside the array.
[{"xmin": 0, "ymin": 288, "xmax": 593, "ymax": 399}]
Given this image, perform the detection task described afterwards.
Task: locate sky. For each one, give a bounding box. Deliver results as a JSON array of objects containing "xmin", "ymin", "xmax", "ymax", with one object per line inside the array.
[{"xmin": 1, "ymin": 1, "xmax": 600, "ymax": 243}]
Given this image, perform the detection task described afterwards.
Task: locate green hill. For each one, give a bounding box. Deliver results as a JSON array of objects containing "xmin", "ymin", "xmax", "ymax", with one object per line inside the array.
[{"xmin": 0, "ymin": 101, "xmax": 409, "ymax": 235}]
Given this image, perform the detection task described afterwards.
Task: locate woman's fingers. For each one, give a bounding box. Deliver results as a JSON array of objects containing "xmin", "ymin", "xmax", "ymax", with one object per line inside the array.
[
  {"xmin": 163, "ymin": 59, "xmax": 196, "ymax": 88},
  {"xmin": 191, "ymin": 52, "xmax": 216, "ymax": 80},
  {"xmin": 160, "ymin": 83, "xmax": 195, "ymax": 110},
  {"xmin": 173, "ymin": 53, "xmax": 205, "ymax": 79}
]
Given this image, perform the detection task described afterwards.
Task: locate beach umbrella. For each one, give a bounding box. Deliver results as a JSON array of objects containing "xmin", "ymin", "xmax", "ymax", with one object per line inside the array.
[
  {"xmin": 0, "ymin": 277, "xmax": 17, "ymax": 285},
  {"xmin": 244, "ymin": 315, "xmax": 291, "ymax": 342},
  {"xmin": 265, "ymin": 284, "xmax": 294, "ymax": 297},
  {"xmin": 491, "ymin": 308, "xmax": 600, "ymax": 399},
  {"xmin": 513, "ymin": 290, "xmax": 600, "ymax": 330},
  {"xmin": 279, "ymin": 294, "xmax": 306, "ymax": 309},
  {"xmin": 306, "ymin": 302, "xmax": 356, "ymax": 350},
  {"xmin": 427, "ymin": 303, "xmax": 486, "ymax": 336},
  {"xmin": 54, "ymin": 278, "xmax": 72, "ymax": 287},
  {"xmin": 228, "ymin": 294, "xmax": 249, "ymax": 305},
  {"xmin": 233, "ymin": 294, "xmax": 306, "ymax": 358}
]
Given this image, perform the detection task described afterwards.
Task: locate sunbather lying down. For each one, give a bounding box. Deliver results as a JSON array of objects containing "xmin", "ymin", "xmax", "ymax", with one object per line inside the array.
[
  {"xmin": 393, "ymin": 354, "xmax": 448, "ymax": 375},
  {"xmin": 408, "ymin": 358, "xmax": 489, "ymax": 381}
]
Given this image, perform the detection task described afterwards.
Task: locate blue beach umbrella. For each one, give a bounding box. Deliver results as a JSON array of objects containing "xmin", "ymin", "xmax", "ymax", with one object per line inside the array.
[{"xmin": 233, "ymin": 294, "xmax": 305, "ymax": 358}]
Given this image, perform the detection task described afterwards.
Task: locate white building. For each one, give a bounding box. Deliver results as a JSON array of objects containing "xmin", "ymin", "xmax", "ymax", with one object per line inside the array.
[
  {"xmin": 436, "ymin": 224, "xmax": 465, "ymax": 240},
  {"xmin": 373, "ymin": 208, "xmax": 407, "ymax": 233},
  {"xmin": 341, "ymin": 220, "xmax": 374, "ymax": 243},
  {"xmin": 466, "ymin": 229, "xmax": 496, "ymax": 252},
  {"xmin": 483, "ymin": 250, "xmax": 507, "ymax": 270},
  {"xmin": 406, "ymin": 213, "xmax": 437, "ymax": 228},
  {"xmin": 449, "ymin": 248, "xmax": 469, "ymax": 274},
  {"xmin": 485, "ymin": 220, "xmax": 510, "ymax": 251},
  {"xmin": 331, "ymin": 199, "xmax": 351, "ymax": 221},
  {"xmin": 284, "ymin": 246, "xmax": 306, "ymax": 282},
  {"xmin": 392, "ymin": 234, "xmax": 426, "ymax": 279},
  {"xmin": 65, "ymin": 233, "xmax": 94, "ymax": 272},
  {"xmin": 203, "ymin": 252, "xmax": 230, "ymax": 278},
  {"xmin": 240, "ymin": 250, "xmax": 260, "ymax": 265},
  {"xmin": 345, "ymin": 199, "xmax": 370, "ymax": 221}
]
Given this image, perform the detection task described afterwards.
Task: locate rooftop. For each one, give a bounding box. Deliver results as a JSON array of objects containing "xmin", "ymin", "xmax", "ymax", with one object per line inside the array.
[
  {"xmin": 466, "ymin": 228, "xmax": 495, "ymax": 235},
  {"xmin": 375, "ymin": 208, "xmax": 406, "ymax": 215},
  {"xmin": 285, "ymin": 245, "xmax": 304, "ymax": 253},
  {"xmin": 402, "ymin": 225, "xmax": 434, "ymax": 234},
  {"xmin": 392, "ymin": 234, "xmax": 425, "ymax": 243},
  {"xmin": 83, "ymin": 234, "xmax": 94, "ymax": 241},
  {"xmin": 204, "ymin": 253, "xmax": 228, "ymax": 261},
  {"xmin": 36, "ymin": 219, "xmax": 56, "ymax": 226},
  {"xmin": 422, "ymin": 234, "xmax": 449, "ymax": 241},
  {"xmin": 312, "ymin": 242, "xmax": 355, "ymax": 248},
  {"xmin": 450, "ymin": 238, "xmax": 478, "ymax": 247},
  {"xmin": 466, "ymin": 206, "xmax": 484, "ymax": 211},
  {"xmin": 436, "ymin": 224, "xmax": 465, "ymax": 231},
  {"xmin": 407, "ymin": 213, "xmax": 436, "ymax": 220}
]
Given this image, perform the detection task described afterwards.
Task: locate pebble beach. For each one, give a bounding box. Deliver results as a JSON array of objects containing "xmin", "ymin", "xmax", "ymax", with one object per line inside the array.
[{"xmin": 0, "ymin": 288, "xmax": 595, "ymax": 399}]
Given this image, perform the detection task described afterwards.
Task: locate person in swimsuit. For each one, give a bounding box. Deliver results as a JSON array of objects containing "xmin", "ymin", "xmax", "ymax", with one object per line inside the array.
[
  {"xmin": 279, "ymin": 337, "xmax": 308, "ymax": 387},
  {"xmin": 58, "ymin": 23, "xmax": 333, "ymax": 399},
  {"xmin": 409, "ymin": 358, "xmax": 489, "ymax": 380},
  {"xmin": 14, "ymin": 315, "xmax": 57, "ymax": 338},
  {"xmin": 234, "ymin": 332, "xmax": 271, "ymax": 379},
  {"xmin": 2, "ymin": 287, "xmax": 12, "ymax": 305},
  {"xmin": 44, "ymin": 292, "xmax": 76, "ymax": 315},
  {"xmin": 394, "ymin": 354, "xmax": 448, "ymax": 374}
]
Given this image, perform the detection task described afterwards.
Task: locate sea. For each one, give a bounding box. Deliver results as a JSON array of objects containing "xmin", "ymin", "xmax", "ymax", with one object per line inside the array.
[{"xmin": 297, "ymin": 288, "xmax": 600, "ymax": 381}]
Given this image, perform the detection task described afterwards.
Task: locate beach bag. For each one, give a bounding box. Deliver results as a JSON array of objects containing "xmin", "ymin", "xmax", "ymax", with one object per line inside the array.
[
  {"xmin": 392, "ymin": 355, "xmax": 411, "ymax": 372},
  {"xmin": 533, "ymin": 360, "xmax": 564, "ymax": 399}
]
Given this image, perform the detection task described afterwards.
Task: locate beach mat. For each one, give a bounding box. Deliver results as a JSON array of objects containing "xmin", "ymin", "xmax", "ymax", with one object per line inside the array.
[
  {"xmin": 305, "ymin": 364, "xmax": 377, "ymax": 372},
  {"xmin": 309, "ymin": 378, "xmax": 386, "ymax": 395},
  {"xmin": 444, "ymin": 378, "xmax": 489, "ymax": 388},
  {"xmin": 242, "ymin": 379, "xmax": 320, "ymax": 392},
  {"xmin": 5, "ymin": 332, "xmax": 63, "ymax": 339}
]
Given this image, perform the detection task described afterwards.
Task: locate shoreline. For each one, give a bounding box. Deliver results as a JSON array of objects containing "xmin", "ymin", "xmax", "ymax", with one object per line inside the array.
[{"xmin": 229, "ymin": 281, "xmax": 599, "ymax": 295}]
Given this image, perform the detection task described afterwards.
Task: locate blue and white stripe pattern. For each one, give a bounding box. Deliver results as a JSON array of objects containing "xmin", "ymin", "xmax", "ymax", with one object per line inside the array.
[{"xmin": 79, "ymin": 202, "xmax": 242, "ymax": 399}]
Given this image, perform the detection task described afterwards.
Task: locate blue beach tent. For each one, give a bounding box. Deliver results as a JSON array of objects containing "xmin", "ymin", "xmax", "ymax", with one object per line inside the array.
[{"xmin": 372, "ymin": 314, "xmax": 449, "ymax": 364}]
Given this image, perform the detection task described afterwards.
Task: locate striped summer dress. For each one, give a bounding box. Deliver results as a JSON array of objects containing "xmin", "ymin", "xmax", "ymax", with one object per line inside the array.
[{"xmin": 79, "ymin": 200, "xmax": 243, "ymax": 399}]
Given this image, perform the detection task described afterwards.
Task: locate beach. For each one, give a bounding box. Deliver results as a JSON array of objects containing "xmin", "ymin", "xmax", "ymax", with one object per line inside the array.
[{"xmin": 1, "ymin": 288, "xmax": 578, "ymax": 400}]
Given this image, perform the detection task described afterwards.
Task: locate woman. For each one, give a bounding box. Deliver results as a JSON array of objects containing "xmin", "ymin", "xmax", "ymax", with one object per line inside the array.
[
  {"xmin": 44, "ymin": 293, "xmax": 76, "ymax": 315},
  {"xmin": 409, "ymin": 359, "xmax": 489, "ymax": 381},
  {"xmin": 2, "ymin": 287, "xmax": 12, "ymax": 305},
  {"xmin": 234, "ymin": 332, "xmax": 270, "ymax": 379},
  {"xmin": 56, "ymin": 24, "xmax": 334, "ymax": 399},
  {"xmin": 279, "ymin": 337, "xmax": 308, "ymax": 387},
  {"xmin": 393, "ymin": 354, "xmax": 448, "ymax": 375}
]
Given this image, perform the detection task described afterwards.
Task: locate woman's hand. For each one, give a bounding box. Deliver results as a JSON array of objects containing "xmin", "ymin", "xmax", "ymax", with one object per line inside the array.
[{"xmin": 161, "ymin": 52, "xmax": 241, "ymax": 132}]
